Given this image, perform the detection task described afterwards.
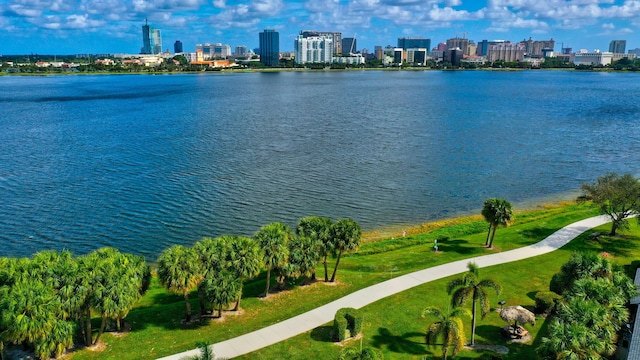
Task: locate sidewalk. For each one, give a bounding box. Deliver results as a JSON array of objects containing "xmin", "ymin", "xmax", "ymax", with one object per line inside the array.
[{"xmin": 157, "ymin": 215, "xmax": 610, "ymax": 360}]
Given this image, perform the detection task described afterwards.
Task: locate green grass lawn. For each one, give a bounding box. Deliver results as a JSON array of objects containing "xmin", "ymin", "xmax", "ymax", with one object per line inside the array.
[{"xmin": 66, "ymin": 203, "xmax": 621, "ymax": 360}]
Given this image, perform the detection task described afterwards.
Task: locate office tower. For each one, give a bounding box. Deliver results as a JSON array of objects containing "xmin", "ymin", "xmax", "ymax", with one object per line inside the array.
[
  {"xmin": 150, "ymin": 28, "xmax": 162, "ymax": 54},
  {"xmin": 235, "ymin": 46, "xmax": 248, "ymax": 56},
  {"xmin": 141, "ymin": 20, "xmax": 162, "ymax": 54},
  {"xmin": 397, "ymin": 37, "xmax": 431, "ymax": 53},
  {"xmin": 446, "ymin": 37, "xmax": 468, "ymax": 56},
  {"xmin": 342, "ymin": 38, "xmax": 357, "ymax": 54},
  {"xmin": 609, "ymin": 40, "xmax": 626, "ymax": 54},
  {"xmin": 174, "ymin": 40, "xmax": 183, "ymax": 54},
  {"xmin": 259, "ymin": 29, "xmax": 280, "ymax": 66},
  {"xmin": 300, "ymin": 31, "xmax": 342, "ymax": 54},
  {"xmin": 213, "ymin": 43, "xmax": 231, "ymax": 58},
  {"xmin": 521, "ymin": 38, "xmax": 555, "ymax": 56},
  {"xmin": 294, "ymin": 35, "xmax": 333, "ymax": 64}
]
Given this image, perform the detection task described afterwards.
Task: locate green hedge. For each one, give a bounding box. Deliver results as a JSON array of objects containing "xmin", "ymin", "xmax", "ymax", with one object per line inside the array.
[
  {"xmin": 334, "ymin": 308, "xmax": 363, "ymax": 341},
  {"xmin": 535, "ymin": 291, "xmax": 563, "ymax": 315}
]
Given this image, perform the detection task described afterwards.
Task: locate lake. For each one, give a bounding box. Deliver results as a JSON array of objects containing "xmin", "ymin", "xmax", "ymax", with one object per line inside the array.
[{"xmin": 1, "ymin": 70, "xmax": 639, "ymax": 259}]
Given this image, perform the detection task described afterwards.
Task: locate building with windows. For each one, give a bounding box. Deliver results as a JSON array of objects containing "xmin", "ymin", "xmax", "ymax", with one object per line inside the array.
[
  {"xmin": 300, "ymin": 31, "xmax": 341, "ymax": 55},
  {"xmin": 174, "ymin": 41, "xmax": 183, "ymax": 54},
  {"xmin": 141, "ymin": 20, "xmax": 162, "ymax": 55},
  {"xmin": 487, "ymin": 42, "xmax": 525, "ymax": 62},
  {"xmin": 397, "ymin": 37, "xmax": 431, "ymax": 54},
  {"xmin": 374, "ymin": 46, "xmax": 383, "ymax": 60},
  {"xmin": 570, "ymin": 50, "xmax": 613, "ymax": 66},
  {"xmin": 234, "ymin": 46, "xmax": 248, "ymax": 57},
  {"xmin": 259, "ymin": 29, "xmax": 280, "ymax": 66},
  {"xmin": 444, "ymin": 48, "xmax": 463, "ymax": 66},
  {"xmin": 609, "ymin": 40, "xmax": 627, "ymax": 54},
  {"xmin": 406, "ymin": 48, "xmax": 427, "ymax": 65},
  {"xmin": 446, "ymin": 37, "xmax": 469, "ymax": 56},
  {"xmin": 333, "ymin": 54, "xmax": 365, "ymax": 65},
  {"xmin": 521, "ymin": 38, "xmax": 555, "ymax": 57},
  {"xmin": 294, "ymin": 35, "xmax": 333, "ymax": 64},
  {"xmin": 342, "ymin": 38, "xmax": 357, "ymax": 54}
]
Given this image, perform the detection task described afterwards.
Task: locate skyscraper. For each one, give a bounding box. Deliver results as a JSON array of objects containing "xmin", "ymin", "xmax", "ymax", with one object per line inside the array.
[
  {"xmin": 174, "ymin": 40, "xmax": 183, "ymax": 54},
  {"xmin": 294, "ymin": 35, "xmax": 333, "ymax": 64},
  {"xmin": 397, "ymin": 37, "xmax": 431, "ymax": 53},
  {"xmin": 141, "ymin": 19, "xmax": 162, "ymax": 54},
  {"xmin": 342, "ymin": 38, "xmax": 357, "ymax": 54},
  {"xmin": 609, "ymin": 40, "xmax": 626, "ymax": 54},
  {"xmin": 259, "ymin": 29, "xmax": 280, "ymax": 67},
  {"xmin": 301, "ymin": 31, "xmax": 342, "ymax": 54},
  {"xmin": 446, "ymin": 37, "xmax": 469, "ymax": 56}
]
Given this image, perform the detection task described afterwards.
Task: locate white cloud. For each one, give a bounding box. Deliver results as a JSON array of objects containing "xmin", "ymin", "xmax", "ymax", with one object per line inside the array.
[
  {"xmin": 209, "ymin": 0, "xmax": 284, "ymax": 29},
  {"xmin": 213, "ymin": 0, "xmax": 226, "ymax": 7},
  {"xmin": 601, "ymin": 22, "xmax": 615, "ymax": 29}
]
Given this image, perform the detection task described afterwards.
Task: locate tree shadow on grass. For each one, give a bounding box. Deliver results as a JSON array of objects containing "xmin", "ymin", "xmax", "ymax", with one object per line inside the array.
[
  {"xmin": 438, "ymin": 239, "xmax": 484, "ymax": 255},
  {"xmin": 310, "ymin": 325, "xmax": 334, "ymax": 342},
  {"xmin": 370, "ymin": 327, "xmax": 426, "ymax": 355}
]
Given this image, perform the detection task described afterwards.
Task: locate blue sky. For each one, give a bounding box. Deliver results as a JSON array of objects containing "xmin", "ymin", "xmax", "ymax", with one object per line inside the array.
[{"xmin": 1, "ymin": 0, "xmax": 638, "ymax": 55}]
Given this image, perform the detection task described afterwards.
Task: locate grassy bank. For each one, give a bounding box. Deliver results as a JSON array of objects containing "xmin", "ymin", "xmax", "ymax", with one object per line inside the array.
[{"xmin": 67, "ymin": 202, "xmax": 604, "ymax": 359}]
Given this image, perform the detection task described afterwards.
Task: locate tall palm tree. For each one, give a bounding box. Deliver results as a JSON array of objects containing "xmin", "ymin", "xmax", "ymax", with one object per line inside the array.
[
  {"xmin": 330, "ymin": 219, "xmax": 362, "ymax": 283},
  {"xmin": 254, "ymin": 222, "xmax": 292, "ymax": 297},
  {"xmin": 202, "ymin": 271, "xmax": 242, "ymax": 318},
  {"xmin": 481, "ymin": 198, "xmax": 513, "ymax": 248},
  {"xmin": 194, "ymin": 237, "xmax": 229, "ymax": 314},
  {"xmin": 288, "ymin": 235, "xmax": 322, "ymax": 284},
  {"xmin": 227, "ymin": 235, "xmax": 263, "ymax": 310},
  {"xmin": 422, "ymin": 306, "xmax": 470, "ymax": 360},
  {"xmin": 296, "ymin": 216, "xmax": 333, "ymax": 282},
  {"xmin": 447, "ymin": 262, "xmax": 502, "ymax": 345},
  {"xmin": 157, "ymin": 245, "xmax": 203, "ymax": 322}
]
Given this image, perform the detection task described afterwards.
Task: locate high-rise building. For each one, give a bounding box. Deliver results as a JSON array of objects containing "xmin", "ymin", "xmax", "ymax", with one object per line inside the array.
[
  {"xmin": 374, "ymin": 46, "xmax": 383, "ymax": 60},
  {"xmin": 487, "ymin": 42, "xmax": 525, "ymax": 62},
  {"xmin": 294, "ymin": 35, "xmax": 333, "ymax": 64},
  {"xmin": 300, "ymin": 31, "xmax": 342, "ymax": 54},
  {"xmin": 235, "ymin": 46, "xmax": 248, "ymax": 57},
  {"xmin": 342, "ymin": 38, "xmax": 357, "ymax": 54},
  {"xmin": 521, "ymin": 38, "xmax": 554, "ymax": 57},
  {"xmin": 213, "ymin": 43, "xmax": 231, "ymax": 58},
  {"xmin": 609, "ymin": 40, "xmax": 626, "ymax": 54},
  {"xmin": 141, "ymin": 20, "xmax": 162, "ymax": 54},
  {"xmin": 174, "ymin": 40, "xmax": 183, "ymax": 54},
  {"xmin": 397, "ymin": 37, "xmax": 431, "ymax": 54},
  {"xmin": 446, "ymin": 37, "xmax": 469, "ymax": 56},
  {"xmin": 259, "ymin": 29, "xmax": 280, "ymax": 66}
]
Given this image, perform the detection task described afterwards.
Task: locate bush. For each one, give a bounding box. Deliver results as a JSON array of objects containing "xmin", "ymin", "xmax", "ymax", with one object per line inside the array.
[
  {"xmin": 333, "ymin": 308, "xmax": 363, "ymax": 341},
  {"xmin": 535, "ymin": 291, "xmax": 563, "ymax": 315}
]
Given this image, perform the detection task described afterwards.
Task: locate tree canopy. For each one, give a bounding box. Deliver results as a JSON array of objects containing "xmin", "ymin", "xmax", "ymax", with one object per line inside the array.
[{"xmin": 481, "ymin": 198, "xmax": 513, "ymax": 248}]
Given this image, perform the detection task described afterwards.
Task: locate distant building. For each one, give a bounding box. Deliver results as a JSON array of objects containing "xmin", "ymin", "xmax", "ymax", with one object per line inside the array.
[
  {"xmin": 259, "ymin": 29, "xmax": 280, "ymax": 66},
  {"xmin": 406, "ymin": 48, "xmax": 427, "ymax": 65},
  {"xmin": 393, "ymin": 48, "xmax": 404, "ymax": 64},
  {"xmin": 234, "ymin": 46, "xmax": 248, "ymax": 57},
  {"xmin": 467, "ymin": 41, "xmax": 477, "ymax": 57},
  {"xmin": 397, "ymin": 37, "xmax": 431, "ymax": 54},
  {"xmin": 333, "ymin": 54, "xmax": 365, "ymax": 65},
  {"xmin": 487, "ymin": 42, "xmax": 525, "ymax": 62},
  {"xmin": 342, "ymin": 38, "xmax": 357, "ymax": 54},
  {"xmin": 521, "ymin": 38, "xmax": 555, "ymax": 57},
  {"xmin": 444, "ymin": 48, "xmax": 463, "ymax": 66},
  {"xmin": 476, "ymin": 40, "xmax": 488, "ymax": 56},
  {"xmin": 629, "ymin": 48, "xmax": 640, "ymax": 56},
  {"xmin": 435, "ymin": 42, "xmax": 447, "ymax": 51},
  {"xmin": 141, "ymin": 20, "xmax": 161, "ymax": 54},
  {"xmin": 174, "ymin": 40, "xmax": 183, "ymax": 54},
  {"xmin": 294, "ymin": 35, "xmax": 333, "ymax": 64},
  {"xmin": 213, "ymin": 44, "xmax": 231, "ymax": 58},
  {"xmin": 300, "ymin": 30, "xmax": 342, "ymax": 55},
  {"xmin": 446, "ymin": 37, "xmax": 469, "ymax": 56},
  {"xmin": 609, "ymin": 40, "xmax": 627, "ymax": 54},
  {"xmin": 570, "ymin": 50, "xmax": 613, "ymax": 66},
  {"xmin": 374, "ymin": 46, "xmax": 383, "ymax": 60}
]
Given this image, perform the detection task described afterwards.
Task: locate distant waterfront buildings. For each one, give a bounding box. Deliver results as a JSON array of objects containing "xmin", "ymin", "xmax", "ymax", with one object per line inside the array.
[
  {"xmin": 300, "ymin": 30, "xmax": 342, "ymax": 54},
  {"xmin": 487, "ymin": 42, "xmax": 525, "ymax": 62},
  {"xmin": 446, "ymin": 37, "xmax": 469, "ymax": 56},
  {"xmin": 629, "ymin": 48, "xmax": 640, "ymax": 56},
  {"xmin": 294, "ymin": 34, "xmax": 333, "ymax": 64},
  {"xmin": 234, "ymin": 46, "xmax": 248, "ymax": 57},
  {"xmin": 397, "ymin": 37, "xmax": 431, "ymax": 54},
  {"xmin": 342, "ymin": 38, "xmax": 357, "ymax": 54},
  {"xmin": 259, "ymin": 29, "xmax": 280, "ymax": 66},
  {"xmin": 609, "ymin": 40, "xmax": 627, "ymax": 54},
  {"xmin": 522, "ymin": 38, "xmax": 555, "ymax": 57},
  {"xmin": 141, "ymin": 20, "xmax": 162, "ymax": 55},
  {"xmin": 174, "ymin": 41, "xmax": 183, "ymax": 54}
]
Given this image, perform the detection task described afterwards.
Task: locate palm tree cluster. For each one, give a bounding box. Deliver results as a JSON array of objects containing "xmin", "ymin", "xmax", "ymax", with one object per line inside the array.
[
  {"xmin": 481, "ymin": 198, "xmax": 513, "ymax": 248},
  {"xmin": 538, "ymin": 252, "xmax": 637, "ymax": 359},
  {"xmin": 0, "ymin": 248, "xmax": 150, "ymax": 359},
  {"xmin": 157, "ymin": 217, "xmax": 362, "ymax": 321},
  {"xmin": 423, "ymin": 262, "xmax": 502, "ymax": 359}
]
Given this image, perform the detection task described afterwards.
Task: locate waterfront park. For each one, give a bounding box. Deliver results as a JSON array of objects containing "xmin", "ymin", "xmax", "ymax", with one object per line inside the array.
[{"xmin": 1, "ymin": 173, "xmax": 640, "ymax": 360}]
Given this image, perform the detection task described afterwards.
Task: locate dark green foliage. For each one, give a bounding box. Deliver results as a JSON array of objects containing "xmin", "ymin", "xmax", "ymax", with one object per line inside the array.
[
  {"xmin": 481, "ymin": 198, "xmax": 514, "ymax": 248},
  {"xmin": 534, "ymin": 291, "xmax": 562, "ymax": 315},
  {"xmin": 334, "ymin": 308, "xmax": 363, "ymax": 341},
  {"xmin": 580, "ymin": 173, "xmax": 640, "ymax": 235}
]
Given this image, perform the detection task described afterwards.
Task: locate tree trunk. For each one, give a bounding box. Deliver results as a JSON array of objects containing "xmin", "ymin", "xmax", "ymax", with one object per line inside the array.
[
  {"xmin": 484, "ymin": 224, "xmax": 492, "ymax": 246},
  {"xmin": 330, "ymin": 250, "xmax": 343, "ymax": 283},
  {"xmin": 116, "ymin": 317, "xmax": 121, "ymax": 332},
  {"xmin": 264, "ymin": 268, "xmax": 271, "ymax": 297},
  {"xmin": 218, "ymin": 303, "xmax": 223, "ymax": 318},
  {"xmin": 471, "ymin": 299, "xmax": 477, "ymax": 345},
  {"xmin": 184, "ymin": 292, "xmax": 192, "ymax": 323},
  {"xmin": 233, "ymin": 286, "xmax": 243, "ymax": 311},
  {"xmin": 198, "ymin": 286, "xmax": 206, "ymax": 315},
  {"xmin": 311, "ymin": 268, "xmax": 317, "ymax": 282},
  {"xmin": 85, "ymin": 307, "xmax": 92, "ymax": 346},
  {"xmin": 93, "ymin": 315, "xmax": 107, "ymax": 345},
  {"xmin": 323, "ymin": 255, "xmax": 329, "ymax": 282},
  {"xmin": 488, "ymin": 226, "xmax": 498, "ymax": 248},
  {"xmin": 610, "ymin": 221, "xmax": 618, "ymax": 236}
]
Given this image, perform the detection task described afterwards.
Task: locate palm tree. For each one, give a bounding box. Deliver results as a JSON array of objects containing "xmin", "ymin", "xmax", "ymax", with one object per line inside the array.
[
  {"xmin": 194, "ymin": 237, "xmax": 229, "ymax": 314},
  {"xmin": 227, "ymin": 235, "xmax": 263, "ymax": 310},
  {"xmin": 422, "ymin": 306, "xmax": 470, "ymax": 360},
  {"xmin": 481, "ymin": 198, "xmax": 513, "ymax": 248},
  {"xmin": 189, "ymin": 342, "xmax": 215, "ymax": 360},
  {"xmin": 157, "ymin": 245, "xmax": 203, "ymax": 322},
  {"xmin": 447, "ymin": 262, "xmax": 501, "ymax": 345},
  {"xmin": 330, "ymin": 219, "xmax": 362, "ymax": 283},
  {"xmin": 288, "ymin": 235, "xmax": 322, "ymax": 284},
  {"xmin": 254, "ymin": 222, "xmax": 292, "ymax": 297},
  {"xmin": 338, "ymin": 338, "xmax": 384, "ymax": 360},
  {"xmin": 202, "ymin": 270, "xmax": 243, "ymax": 318},
  {"xmin": 296, "ymin": 216, "xmax": 333, "ymax": 282}
]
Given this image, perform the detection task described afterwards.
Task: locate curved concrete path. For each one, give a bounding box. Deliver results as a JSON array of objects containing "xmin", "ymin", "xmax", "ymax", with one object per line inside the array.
[{"xmin": 158, "ymin": 215, "xmax": 611, "ymax": 360}]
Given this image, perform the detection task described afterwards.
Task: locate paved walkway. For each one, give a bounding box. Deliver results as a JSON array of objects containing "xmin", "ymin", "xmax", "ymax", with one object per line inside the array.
[{"xmin": 157, "ymin": 215, "xmax": 611, "ymax": 360}]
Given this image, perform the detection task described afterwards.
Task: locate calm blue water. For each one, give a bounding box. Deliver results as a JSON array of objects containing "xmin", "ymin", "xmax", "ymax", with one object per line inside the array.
[{"xmin": 1, "ymin": 71, "xmax": 639, "ymax": 259}]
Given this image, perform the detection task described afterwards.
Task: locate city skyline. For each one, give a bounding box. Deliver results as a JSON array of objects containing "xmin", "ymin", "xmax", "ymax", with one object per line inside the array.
[{"xmin": 1, "ymin": 1, "xmax": 639, "ymax": 55}]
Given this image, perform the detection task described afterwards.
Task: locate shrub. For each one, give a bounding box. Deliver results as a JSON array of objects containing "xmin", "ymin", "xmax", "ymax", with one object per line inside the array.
[
  {"xmin": 535, "ymin": 291, "xmax": 563, "ymax": 315},
  {"xmin": 333, "ymin": 308, "xmax": 363, "ymax": 341}
]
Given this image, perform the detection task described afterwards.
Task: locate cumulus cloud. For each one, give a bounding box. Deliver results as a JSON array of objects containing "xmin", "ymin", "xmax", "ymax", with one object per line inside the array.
[
  {"xmin": 209, "ymin": 0, "xmax": 284, "ymax": 29},
  {"xmin": 601, "ymin": 22, "xmax": 615, "ymax": 29}
]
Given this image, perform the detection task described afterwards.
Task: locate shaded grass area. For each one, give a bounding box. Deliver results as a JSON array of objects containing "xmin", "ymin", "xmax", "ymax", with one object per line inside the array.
[
  {"xmin": 67, "ymin": 203, "xmax": 601, "ymax": 359},
  {"xmin": 243, "ymin": 219, "xmax": 640, "ymax": 360}
]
